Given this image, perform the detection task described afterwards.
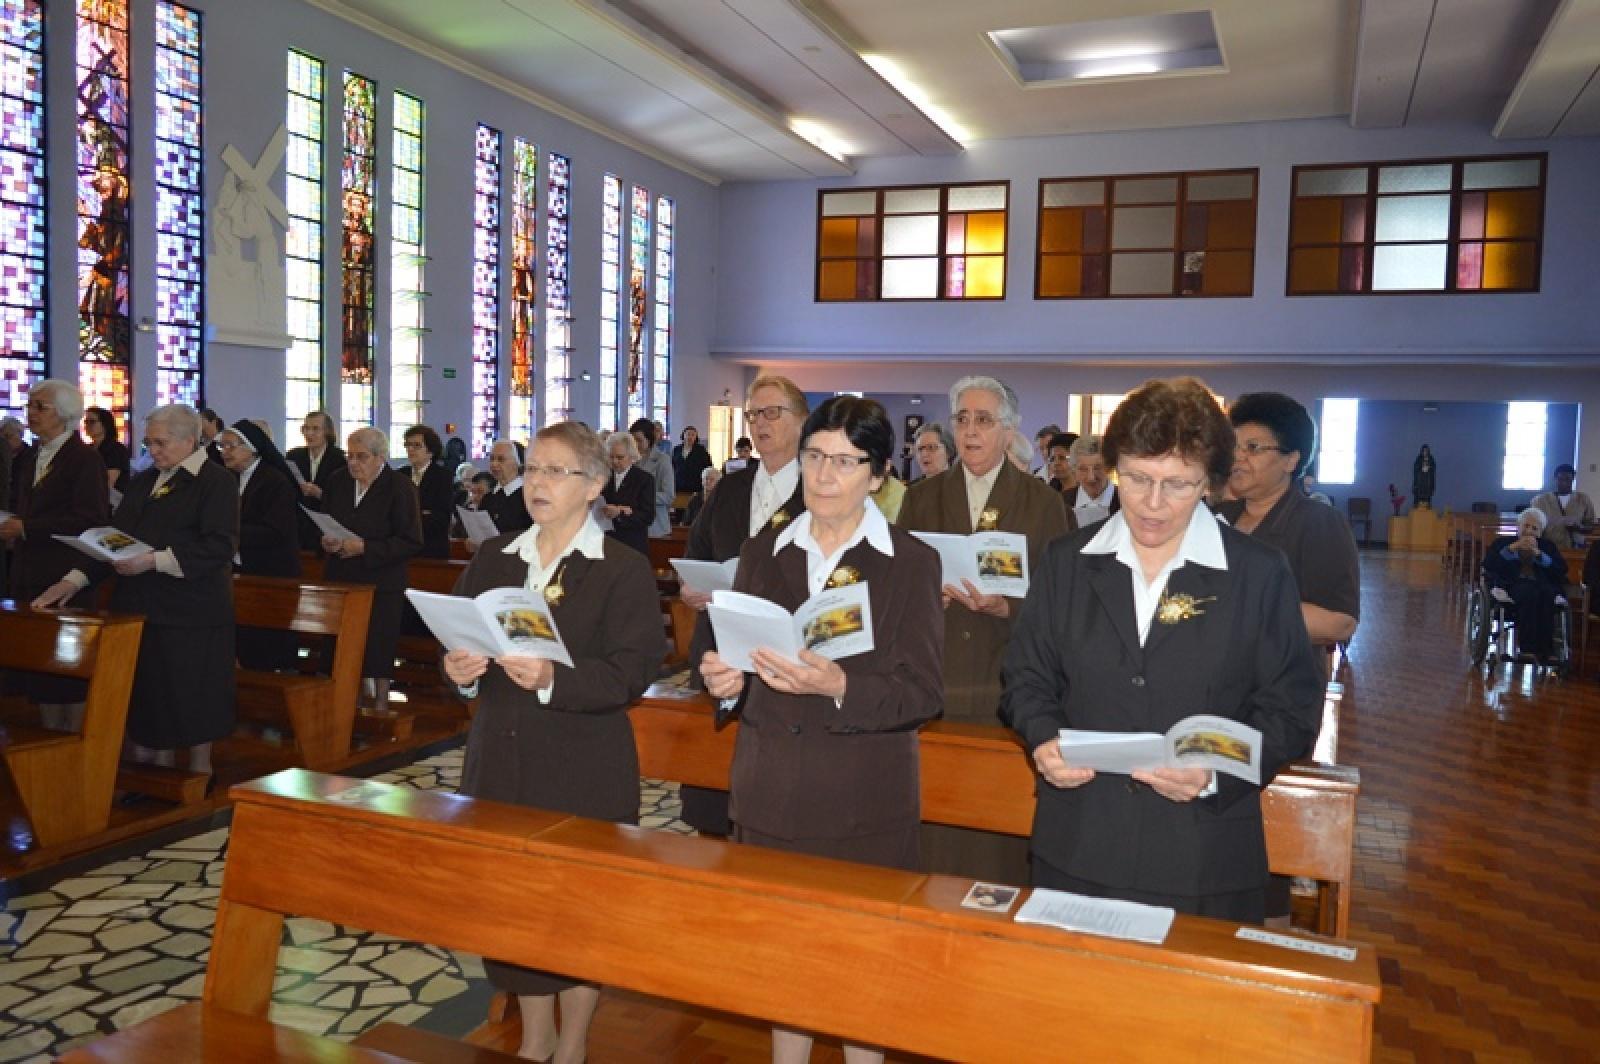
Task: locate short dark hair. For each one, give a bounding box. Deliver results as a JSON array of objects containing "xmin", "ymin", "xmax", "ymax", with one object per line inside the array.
[
  {"xmin": 1035, "ymin": 424, "xmax": 1062, "ymax": 440},
  {"xmin": 1555, "ymin": 463, "xmax": 1576, "ymax": 476},
  {"xmin": 84, "ymin": 406, "xmax": 117, "ymax": 438},
  {"xmin": 628, "ymin": 418, "xmax": 657, "ymax": 445},
  {"xmin": 1228, "ymin": 392, "xmax": 1317, "ymax": 478},
  {"xmin": 1047, "ymin": 431, "xmax": 1078, "ymax": 454},
  {"xmin": 734, "ymin": 436, "xmax": 752, "ymax": 451},
  {"xmin": 199, "ymin": 407, "xmax": 221, "ymax": 427},
  {"xmin": 471, "ymin": 471, "xmax": 496, "ymax": 488},
  {"xmin": 801, "ymin": 396, "xmax": 894, "ymax": 477},
  {"xmin": 404, "ymin": 424, "xmax": 442, "ymax": 459},
  {"xmin": 1103, "ymin": 377, "xmax": 1235, "ymax": 488}
]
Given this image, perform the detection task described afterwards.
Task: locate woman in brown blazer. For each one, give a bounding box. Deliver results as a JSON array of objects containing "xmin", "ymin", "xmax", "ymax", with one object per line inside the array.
[
  {"xmin": 443, "ymin": 421, "xmax": 662, "ymax": 1064},
  {"xmin": 701, "ymin": 396, "xmax": 942, "ymax": 1064}
]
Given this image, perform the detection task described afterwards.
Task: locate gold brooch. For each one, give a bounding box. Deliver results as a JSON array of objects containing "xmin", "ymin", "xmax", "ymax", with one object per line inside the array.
[
  {"xmin": 150, "ymin": 481, "xmax": 175, "ymax": 501},
  {"xmin": 769, "ymin": 509, "xmax": 791, "ymax": 530},
  {"xmin": 543, "ymin": 560, "xmax": 569, "ymax": 606},
  {"xmin": 825, "ymin": 565, "xmax": 860, "ymax": 589},
  {"xmin": 976, "ymin": 507, "xmax": 1000, "ymax": 531},
  {"xmin": 1156, "ymin": 590, "xmax": 1216, "ymax": 625}
]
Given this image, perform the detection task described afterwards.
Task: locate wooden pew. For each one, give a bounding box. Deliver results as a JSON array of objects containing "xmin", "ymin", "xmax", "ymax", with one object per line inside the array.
[
  {"xmin": 395, "ymin": 557, "xmax": 469, "ymax": 690},
  {"xmin": 628, "ymin": 690, "xmax": 1362, "ymax": 937},
  {"xmin": 233, "ymin": 576, "xmax": 373, "ymax": 769},
  {"xmin": 63, "ymin": 769, "xmax": 1379, "ymax": 1062},
  {"xmin": 0, "ymin": 605, "xmax": 144, "ymax": 847}
]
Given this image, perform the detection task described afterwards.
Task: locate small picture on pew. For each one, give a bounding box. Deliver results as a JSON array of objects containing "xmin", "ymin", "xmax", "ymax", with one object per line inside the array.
[
  {"xmin": 498, "ymin": 608, "xmax": 557, "ymax": 644},
  {"xmin": 961, "ymin": 882, "xmax": 1020, "ymax": 912}
]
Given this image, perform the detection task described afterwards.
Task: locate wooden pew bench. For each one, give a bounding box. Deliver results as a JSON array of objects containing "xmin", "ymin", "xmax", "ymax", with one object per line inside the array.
[
  {"xmin": 64, "ymin": 769, "xmax": 1379, "ymax": 1062},
  {"xmin": 233, "ymin": 575, "xmax": 373, "ymax": 769},
  {"xmin": 395, "ymin": 557, "xmax": 469, "ymax": 690},
  {"xmin": 0, "ymin": 605, "xmax": 144, "ymax": 847}
]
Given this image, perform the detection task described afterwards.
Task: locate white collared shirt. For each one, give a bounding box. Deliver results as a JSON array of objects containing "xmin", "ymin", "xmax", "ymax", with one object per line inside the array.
[
  {"xmin": 236, "ymin": 456, "xmax": 260, "ymax": 497},
  {"xmin": 749, "ymin": 458, "xmax": 800, "ymax": 536},
  {"xmin": 496, "ymin": 513, "xmax": 607, "ymax": 705},
  {"xmin": 498, "ymin": 476, "xmax": 524, "ymax": 500},
  {"xmin": 1077, "ymin": 482, "xmax": 1116, "ymax": 511},
  {"xmin": 774, "ymin": 499, "xmax": 895, "ymax": 596},
  {"xmin": 612, "ymin": 467, "xmax": 627, "ymax": 492},
  {"xmin": 962, "ymin": 461, "xmax": 1003, "ymax": 530},
  {"xmin": 1081, "ymin": 502, "xmax": 1227, "ymax": 646},
  {"xmin": 154, "ymin": 445, "xmax": 211, "ymax": 492},
  {"xmin": 307, "ymin": 445, "xmax": 326, "ymax": 481},
  {"xmin": 34, "ymin": 428, "xmax": 73, "ymax": 484}
]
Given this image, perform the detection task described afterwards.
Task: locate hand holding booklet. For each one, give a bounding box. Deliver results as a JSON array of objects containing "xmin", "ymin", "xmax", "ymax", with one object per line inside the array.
[
  {"xmin": 404, "ymin": 587, "xmax": 573, "ymax": 667},
  {"xmin": 909, "ymin": 530, "xmax": 1030, "ymax": 596},
  {"xmin": 52, "ymin": 527, "xmax": 154, "ymax": 563},
  {"xmin": 1059, "ymin": 714, "xmax": 1263, "ymax": 785},
  {"xmin": 670, "ymin": 557, "xmax": 739, "ymax": 594},
  {"xmin": 455, "ymin": 506, "xmax": 499, "ymax": 546},
  {"xmin": 301, "ymin": 505, "xmax": 357, "ymax": 542},
  {"xmin": 707, "ymin": 583, "xmax": 873, "ymax": 673}
]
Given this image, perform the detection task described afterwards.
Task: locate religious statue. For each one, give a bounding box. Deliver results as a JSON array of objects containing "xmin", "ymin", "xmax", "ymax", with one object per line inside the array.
[{"xmin": 1412, "ymin": 445, "xmax": 1437, "ymax": 509}]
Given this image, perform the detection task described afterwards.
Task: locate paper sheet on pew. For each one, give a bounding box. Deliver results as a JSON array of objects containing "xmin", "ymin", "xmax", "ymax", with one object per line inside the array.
[
  {"xmin": 52, "ymin": 527, "xmax": 154, "ymax": 563},
  {"xmin": 909, "ymin": 530, "xmax": 1029, "ymax": 597},
  {"xmin": 1059, "ymin": 715, "xmax": 1262, "ymax": 785},
  {"xmin": 1014, "ymin": 888, "xmax": 1175, "ymax": 945},
  {"xmin": 301, "ymin": 505, "xmax": 357, "ymax": 542},
  {"xmin": 455, "ymin": 505, "xmax": 499, "ymax": 546},
  {"xmin": 707, "ymin": 584, "xmax": 873, "ymax": 673},
  {"xmin": 670, "ymin": 556, "xmax": 739, "ymax": 594},
  {"xmin": 404, "ymin": 587, "xmax": 573, "ymax": 667}
]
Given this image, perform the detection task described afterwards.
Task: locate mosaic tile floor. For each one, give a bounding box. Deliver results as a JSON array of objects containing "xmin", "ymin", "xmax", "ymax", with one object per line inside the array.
[{"xmin": 0, "ymin": 748, "xmax": 692, "ymax": 1062}]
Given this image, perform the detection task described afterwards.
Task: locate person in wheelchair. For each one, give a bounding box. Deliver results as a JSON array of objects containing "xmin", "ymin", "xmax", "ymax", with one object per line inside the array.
[{"xmin": 1482, "ymin": 508, "xmax": 1568, "ymax": 664}]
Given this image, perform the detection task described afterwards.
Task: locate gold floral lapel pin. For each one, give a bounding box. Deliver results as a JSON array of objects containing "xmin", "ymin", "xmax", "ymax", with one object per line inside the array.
[
  {"xmin": 976, "ymin": 507, "xmax": 1001, "ymax": 531},
  {"xmin": 769, "ymin": 509, "xmax": 791, "ymax": 530},
  {"xmin": 150, "ymin": 479, "xmax": 177, "ymax": 501},
  {"xmin": 825, "ymin": 565, "xmax": 861, "ymax": 589},
  {"xmin": 1156, "ymin": 589, "xmax": 1216, "ymax": 625},
  {"xmin": 543, "ymin": 559, "xmax": 569, "ymax": 606}
]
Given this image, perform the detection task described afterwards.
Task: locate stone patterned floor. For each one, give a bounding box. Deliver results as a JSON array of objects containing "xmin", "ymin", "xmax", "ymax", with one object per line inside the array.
[{"xmin": 0, "ymin": 749, "xmax": 691, "ymax": 1062}]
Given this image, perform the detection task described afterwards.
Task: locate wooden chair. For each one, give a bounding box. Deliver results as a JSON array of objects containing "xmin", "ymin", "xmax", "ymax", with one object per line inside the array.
[
  {"xmin": 0, "ymin": 605, "xmax": 144, "ymax": 848},
  {"xmin": 232, "ymin": 576, "xmax": 373, "ymax": 769},
  {"xmin": 62, "ymin": 770, "xmax": 1379, "ymax": 1062},
  {"xmin": 1346, "ymin": 497, "xmax": 1372, "ymax": 545}
]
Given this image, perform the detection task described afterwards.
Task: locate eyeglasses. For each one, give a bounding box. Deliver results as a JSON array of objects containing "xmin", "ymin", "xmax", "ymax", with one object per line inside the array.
[
  {"xmin": 1235, "ymin": 441, "xmax": 1289, "ymax": 458},
  {"xmin": 26, "ymin": 399, "xmax": 54, "ymax": 411},
  {"xmin": 743, "ymin": 405, "xmax": 793, "ymax": 423},
  {"xmin": 799, "ymin": 447, "xmax": 870, "ymax": 474},
  {"xmin": 1116, "ymin": 470, "xmax": 1207, "ymax": 502},
  {"xmin": 953, "ymin": 412, "xmax": 1002, "ymax": 431},
  {"xmin": 142, "ymin": 436, "xmax": 175, "ymax": 450},
  {"xmin": 524, "ymin": 463, "xmax": 589, "ymax": 481}
]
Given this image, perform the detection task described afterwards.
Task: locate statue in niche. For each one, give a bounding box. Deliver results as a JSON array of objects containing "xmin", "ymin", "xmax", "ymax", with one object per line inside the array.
[
  {"xmin": 210, "ymin": 127, "xmax": 291, "ymax": 348},
  {"xmin": 1412, "ymin": 444, "xmax": 1436, "ymax": 510}
]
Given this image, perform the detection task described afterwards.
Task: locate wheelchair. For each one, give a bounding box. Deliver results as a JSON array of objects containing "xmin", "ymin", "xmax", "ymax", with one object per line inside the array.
[{"xmin": 1466, "ymin": 573, "xmax": 1572, "ymax": 676}]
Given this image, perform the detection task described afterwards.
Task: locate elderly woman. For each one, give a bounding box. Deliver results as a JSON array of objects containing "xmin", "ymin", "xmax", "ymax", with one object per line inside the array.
[
  {"xmin": 36, "ymin": 404, "xmax": 238, "ymax": 775},
  {"xmin": 1062, "ymin": 434, "xmax": 1119, "ymax": 524},
  {"xmin": 320, "ymin": 427, "xmax": 422, "ymax": 711},
  {"xmin": 221, "ymin": 420, "xmax": 303, "ymax": 671},
  {"xmin": 701, "ymin": 396, "xmax": 942, "ymax": 1064},
  {"xmin": 286, "ymin": 411, "xmax": 347, "ymax": 549},
  {"xmin": 913, "ymin": 422, "xmax": 955, "ymax": 480},
  {"xmin": 1001, "ymin": 378, "xmax": 1323, "ymax": 922},
  {"xmin": 1483, "ymin": 507, "xmax": 1567, "ymax": 664},
  {"xmin": 600, "ymin": 430, "xmax": 655, "ymax": 557},
  {"xmin": 1043, "ymin": 431, "xmax": 1076, "ymax": 494},
  {"xmin": 83, "ymin": 405, "xmax": 131, "ymax": 491},
  {"xmin": 685, "ymin": 464, "xmax": 721, "ymax": 526},
  {"xmin": 402, "ymin": 424, "xmax": 454, "ymax": 559},
  {"xmin": 444, "ymin": 421, "xmax": 661, "ymax": 1064}
]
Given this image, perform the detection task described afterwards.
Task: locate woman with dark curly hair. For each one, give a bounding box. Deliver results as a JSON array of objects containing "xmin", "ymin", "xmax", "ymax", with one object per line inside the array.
[
  {"xmin": 1001, "ymin": 377, "xmax": 1323, "ymax": 922},
  {"xmin": 83, "ymin": 405, "xmax": 130, "ymax": 492}
]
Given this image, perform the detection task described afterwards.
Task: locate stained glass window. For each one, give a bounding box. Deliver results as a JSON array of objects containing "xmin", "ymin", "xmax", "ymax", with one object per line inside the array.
[
  {"xmin": 285, "ymin": 50, "xmax": 324, "ymax": 446},
  {"xmin": 0, "ymin": 0, "xmax": 47, "ymax": 422},
  {"xmin": 599, "ymin": 174, "xmax": 620, "ymax": 430},
  {"xmin": 471, "ymin": 123, "xmax": 502, "ymax": 457},
  {"xmin": 626, "ymin": 184, "xmax": 650, "ymax": 428},
  {"xmin": 542, "ymin": 152, "xmax": 572, "ymax": 426},
  {"xmin": 154, "ymin": 2, "xmax": 203, "ymax": 409},
  {"xmin": 817, "ymin": 183, "xmax": 1008, "ymax": 302},
  {"xmin": 651, "ymin": 196, "xmax": 673, "ymax": 429},
  {"xmin": 339, "ymin": 70, "xmax": 376, "ymax": 439},
  {"xmin": 77, "ymin": 0, "xmax": 133, "ymax": 441},
  {"xmin": 388, "ymin": 90, "xmax": 425, "ymax": 456},
  {"xmin": 508, "ymin": 138, "xmax": 537, "ymax": 444}
]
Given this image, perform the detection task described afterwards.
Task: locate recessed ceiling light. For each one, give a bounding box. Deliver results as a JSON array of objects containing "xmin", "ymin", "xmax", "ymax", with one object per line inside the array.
[{"xmin": 987, "ymin": 9, "xmax": 1223, "ymax": 87}]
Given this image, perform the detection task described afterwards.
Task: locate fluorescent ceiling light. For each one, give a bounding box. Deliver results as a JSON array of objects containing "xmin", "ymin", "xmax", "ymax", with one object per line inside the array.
[
  {"xmin": 987, "ymin": 10, "xmax": 1223, "ymax": 87},
  {"xmin": 1076, "ymin": 59, "xmax": 1163, "ymax": 79},
  {"xmin": 862, "ymin": 54, "xmax": 971, "ymax": 144},
  {"xmin": 790, "ymin": 119, "xmax": 850, "ymax": 162}
]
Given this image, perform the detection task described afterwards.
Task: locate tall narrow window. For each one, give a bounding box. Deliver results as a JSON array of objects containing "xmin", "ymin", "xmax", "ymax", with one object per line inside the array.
[
  {"xmin": 471, "ymin": 123, "xmax": 501, "ymax": 457},
  {"xmin": 388, "ymin": 90, "xmax": 425, "ymax": 454},
  {"xmin": 599, "ymin": 174, "xmax": 621, "ymax": 429},
  {"xmin": 339, "ymin": 70, "xmax": 376, "ymax": 439},
  {"xmin": 153, "ymin": 1, "xmax": 203, "ymax": 408},
  {"xmin": 284, "ymin": 50, "xmax": 325, "ymax": 446},
  {"xmin": 651, "ymin": 196, "xmax": 673, "ymax": 429},
  {"xmin": 543, "ymin": 152, "xmax": 572, "ymax": 426},
  {"xmin": 508, "ymin": 138, "xmax": 537, "ymax": 444},
  {"xmin": 0, "ymin": 0, "xmax": 47, "ymax": 422},
  {"xmin": 626, "ymin": 184, "xmax": 649, "ymax": 427},
  {"xmin": 1318, "ymin": 399, "xmax": 1359, "ymax": 485},
  {"xmin": 77, "ymin": 0, "xmax": 133, "ymax": 441},
  {"xmin": 1503, "ymin": 402, "xmax": 1547, "ymax": 492}
]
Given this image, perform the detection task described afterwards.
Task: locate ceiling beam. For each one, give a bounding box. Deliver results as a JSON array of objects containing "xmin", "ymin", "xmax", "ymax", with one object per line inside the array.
[
  {"xmin": 1349, "ymin": 0, "xmax": 1436, "ymax": 128},
  {"xmin": 1495, "ymin": 0, "xmax": 1600, "ymax": 137}
]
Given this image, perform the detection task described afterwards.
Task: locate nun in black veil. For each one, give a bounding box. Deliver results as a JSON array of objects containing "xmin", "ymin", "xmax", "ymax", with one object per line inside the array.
[{"xmin": 219, "ymin": 419, "xmax": 304, "ymax": 669}]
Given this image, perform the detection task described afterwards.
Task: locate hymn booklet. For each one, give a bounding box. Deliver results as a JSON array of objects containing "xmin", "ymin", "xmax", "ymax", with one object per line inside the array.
[
  {"xmin": 404, "ymin": 587, "xmax": 574, "ymax": 667},
  {"xmin": 670, "ymin": 557, "xmax": 740, "ymax": 594},
  {"xmin": 909, "ymin": 530, "xmax": 1029, "ymax": 596},
  {"xmin": 52, "ymin": 527, "xmax": 154, "ymax": 563},
  {"xmin": 455, "ymin": 506, "xmax": 499, "ymax": 546},
  {"xmin": 300, "ymin": 505, "xmax": 357, "ymax": 542},
  {"xmin": 707, "ymin": 584, "xmax": 874, "ymax": 673},
  {"xmin": 1059, "ymin": 715, "xmax": 1263, "ymax": 785}
]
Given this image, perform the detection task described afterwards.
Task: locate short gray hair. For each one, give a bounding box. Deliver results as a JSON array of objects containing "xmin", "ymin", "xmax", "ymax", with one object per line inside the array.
[
  {"xmin": 1069, "ymin": 434, "xmax": 1104, "ymax": 463},
  {"xmin": 30, "ymin": 379, "xmax": 85, "ymax": 426},
  {"xmin": 606, "ymin": 430, "xmax": 639, "ymax": 461},
  {"xmin": 1519, "ymin": 507, "xmax": 1548, "ymax": 533},
  {"xmin": 915, "ymin": 422, "xmax": 957, "ymax": 463},
  {"xmin": 146, "ymin": 403, "xmax": 201, "ymax": 442},
  {"xmin": 701, "ymin": 465, "xmax": 721, "ymax": 487},
  {"xmin": 0, "ymin": 416, "xmax": 23, "ymax": 436},
  {"xmin": 949, "ymin": 375, "xmax": 1020, "ymax": 429},
  {"xmin": 348, "ymin": 426, "xmax": 388, "ymax": 456}
]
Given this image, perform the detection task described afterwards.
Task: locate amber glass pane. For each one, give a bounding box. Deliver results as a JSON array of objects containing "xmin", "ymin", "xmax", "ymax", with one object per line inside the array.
[
  {"xmin": 966, "ymin": 212, "xmax": 1005, "ymax": 254},
  {"xmin": 1290, "ymin": 247, "xmax": 1339, "ymax": 292},
  {"xmin": 964, "ymin": 255, "xmax": 1004, "ymax": 297},
  {"xmin": 1292, "ymin": 198, "xmax": 1342, "ymax": 245},
  {"xmin": 1483, "ymin": 241, "xmax": 1536, "ymax": 289},
  {"xmin": 819, "ymin": 217, "xmax": 858, "ymax": 258},
  {"xmin": 1040, "ymin": 208, "xmax": 1082, "ymax": 253},
  {"xmin": 1207, "ymin": 200, "xmax": 1255, "ymax": 248},
  {"xmin": 1485, "ymin": 189, "xmax": 1539, "ymax": 239},
  {"xmin": 1038, "ymin": 253, "xmax": 1082, "ymax": 297},
  {"xmin": 818, "ymin": 260, "xmax": 858, "ymax": 301},
  {"xmin": 1201, "ymin": 250, "xmax": 1252, "ymax": 295}
]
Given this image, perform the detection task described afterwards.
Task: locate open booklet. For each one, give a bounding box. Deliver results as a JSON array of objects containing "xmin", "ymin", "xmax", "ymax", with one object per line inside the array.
[
  {"xmin": 455, "ymin": 505, "xmax": 499, "ymax": 546},
  {"xmin": 909, "ymin": 531, "xmax": 1029, "ymax": 596},
  {"xmin": 301, "ymin": 505, "xmax": 356, "ymax": 542},
  {"xmin": 52, "ymin": 527, "xmax": 155, "ymax": 563},
  {"xmin": 1059, "ymin": 714, "xmax": 1263, "ymax": 785},
  {"xmin": 670, "ymin": 557, "xmax": 739, "ymax": 594},
  {"xmin": 403, "ymin": 587, "xmax": 573, "ymax": 667},
  {"xmin": 707, "ymin": 583, "xmax": 873, "ymax": 673}
]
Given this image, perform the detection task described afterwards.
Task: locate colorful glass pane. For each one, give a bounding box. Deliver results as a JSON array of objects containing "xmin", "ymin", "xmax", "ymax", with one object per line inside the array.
[
  {"xmin": 154, "ymin": 2, "xmax": 203, "ymax": 409},
  {"xmin": 508, "ymin": 138, "xmax": 536, "ymax": 444},
  {"xmin": 285, "ymin": 50, "xmax": 324, "ymax": 445},
  {"xmin": 0, "ymin": 0, "xmax": 46, "ymax": 421},
  {"xmin": 542, "ymin": 152, "xmax": 571, "ymax": 426},
  {"xmin": 626, "ymin": 184, "xmax": 649, "ymax": 427},
  {"xmin": 339, "ymin": 71, "xmax": 376, "ymax": 439},
  {"xmin": 388, "ymin": 90, "xmax": 425, "ymax": 455},
  {"xmin": 599, "ymin": 174, "xmax": 620, "ymax": 430},
  {"xmin": 471, "ymin": 123, "xmax": 501, "ymax": 458},
  {"xmin": 651, "ymin": 196, "xmax": 672, "ymax": 429}
]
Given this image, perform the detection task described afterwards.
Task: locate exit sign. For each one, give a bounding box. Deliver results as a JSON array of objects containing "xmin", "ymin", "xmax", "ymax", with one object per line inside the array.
[{"xmin": 442, "ymin": 368, "xmax": 456, "ymax": 379}]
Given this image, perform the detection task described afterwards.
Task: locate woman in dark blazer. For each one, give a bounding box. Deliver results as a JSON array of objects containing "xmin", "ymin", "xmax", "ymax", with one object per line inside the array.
[
  {"xmin": 1001, "ymin": 378, "xmax": 1323, "ymax": 923},
  {"xmin": 285, "ymin": 411, "xmax": 347, "ymax": 550},
  {"xmin": 320, "ymin": 427, "xmax": 422, "ymax": 710},
  {"xmin": 671, "ymin": 425, "xmax": 712, "ymax": 494},
  {"xmin": 220, "ymin": 420, "xmax": 303, "ymax": 671},
  {"xmin": 36, "ymin": 404, "xmax": 238, "ymax": 776},
  {"xmin": 701, "ymin": 396, "xmax": 942, "ymax": 1064},
  {"xmin": 401, "ymin": 424, "xmax": 454, "ymax": 558},
  {"xmin": 444, "ymin": 421, "xmax": 661, "ymax": 1064},
  {"xmin": 83, "ymin": 405, "xmax": 131, "ymax": 491},
  {"xmin": 599, "ymin": 430, "xmax": 655, "ymax": 557}
]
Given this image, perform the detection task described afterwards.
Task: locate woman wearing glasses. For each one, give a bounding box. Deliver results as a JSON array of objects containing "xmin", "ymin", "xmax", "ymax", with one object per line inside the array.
[
  {"xmin": 444, "ymin": 422, "xmax": 661, "ymax": 1064},
  {"xmin": 1001, "ymin": 378, "xmax": 1323, "ymax": 922},
  {"xmin": 700, "ymin": 396, "xmax": 941, "ymax": 1064}
]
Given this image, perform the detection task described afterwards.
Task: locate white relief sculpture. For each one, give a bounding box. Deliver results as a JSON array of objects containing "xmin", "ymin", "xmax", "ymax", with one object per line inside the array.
[{"xmin": 209, "ymin": 126, "xmax": 293, "ymax": 348}]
